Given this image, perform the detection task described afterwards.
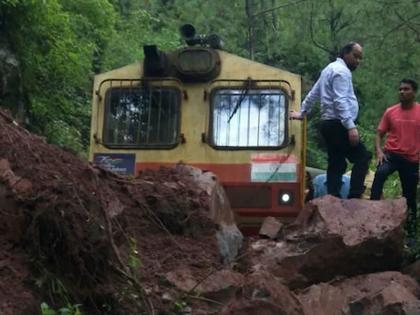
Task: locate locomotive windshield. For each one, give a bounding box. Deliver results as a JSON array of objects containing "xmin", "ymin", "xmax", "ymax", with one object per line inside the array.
[
  {"xmin": 103, "ymin": 87, "xmax": 180, "ymax": 148},
  {"xmin": 210, "ymin": 88, "xmax": 287, "ymax": 148}
]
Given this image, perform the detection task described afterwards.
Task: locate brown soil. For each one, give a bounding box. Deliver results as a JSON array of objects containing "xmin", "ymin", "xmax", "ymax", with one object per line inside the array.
[{"xmin": 0, "ymin": 110, "xmax": 223, "ymax": 314}]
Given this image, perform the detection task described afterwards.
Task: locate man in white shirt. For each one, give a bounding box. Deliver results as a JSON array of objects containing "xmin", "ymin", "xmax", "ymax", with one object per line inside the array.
[{"xmin": 290, "ymin": 42, "xmax": 372, "ymax": 198}]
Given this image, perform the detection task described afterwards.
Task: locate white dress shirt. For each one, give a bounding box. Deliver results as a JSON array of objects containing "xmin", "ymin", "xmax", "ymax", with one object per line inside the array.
[{"xmin": 300, "ymin": 58, "xmax": 359, "ymax": 130}]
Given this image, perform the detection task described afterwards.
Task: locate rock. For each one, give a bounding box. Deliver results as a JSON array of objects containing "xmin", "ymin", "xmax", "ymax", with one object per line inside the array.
[
  {"xmin": 259, "ymin": 216, "xmax": 283, "ymax": 239},
  {"xmin": 220, "ymin": 270, "xmax": 303, "ymax": 315},
  {"xmin": 297, "ymin": 271, "xmax": 420, "ymax": 315},
  {"xmin": 385, "ymin": 302, "xmax": 420, "ymax": 315},
  {"xmin": 177, "ymin": 165, "xmax": 235, "ymax": 224},
  {"xmin": 216, "ymin": 223, "xmax": 243, "ymax": 264},
  {"xmin": 403, "ymin": 260, "xmax": 420, "ymax": 283},
  {"xmin": 107, "ymin": 198, "xmax": 125, "ymax": 218},
  {"xmin": 177, "ymin": 165, "xmax": 243, "ymax": 263},
  {"xmin": 165, "ymin": 268, "xmax": 243, "ymax": 303},
  {"xmin": 161, "ymin": 292, "xmax": 174, "ymax": 302},
  {"xmin": 349, "ymin": 283, "xmax": 419, "ymax": 315},
  {"xmin": 0, "ymin": 45, "xmax": 25, "ymax": 120},
  {"xmin": 297, "ymin": 282, "xmax": 346, "ymax": 315},
  {"xmin": 0, "ymin": 159, "xmax": 32, "ymax": 197},
  {"xmin": 247, "ymin": 195, "xmax": 406, "ymax": 289}
]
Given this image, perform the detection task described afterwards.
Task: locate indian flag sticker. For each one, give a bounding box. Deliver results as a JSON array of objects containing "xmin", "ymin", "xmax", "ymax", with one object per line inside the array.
[{"xmin": 251, "ymin": 153, "xmax": 298, "ymax": 182}]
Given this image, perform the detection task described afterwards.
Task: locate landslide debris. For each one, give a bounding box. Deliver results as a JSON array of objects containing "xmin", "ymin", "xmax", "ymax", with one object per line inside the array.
[
  {"xmin": 1, "ymin": 107, "xmax": 420, "ymax": 315},
  {"xmin": 0, "ymin": 109, "xmax": 227, "ymax": 314}
]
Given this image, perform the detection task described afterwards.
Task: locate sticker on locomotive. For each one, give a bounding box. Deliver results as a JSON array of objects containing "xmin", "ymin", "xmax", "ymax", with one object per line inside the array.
[
  {"xmin": 251, "ymin": 153, "xmax": 297, "ymax": 182},
  {"xmin": 93, "ymin": 153, "xmax": 136, "ymax": 176}
]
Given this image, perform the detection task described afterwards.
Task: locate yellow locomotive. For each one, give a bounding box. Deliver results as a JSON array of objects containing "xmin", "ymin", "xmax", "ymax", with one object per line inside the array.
[{"xmin": 89, "ymin": 25, "xmax": 305, "ymax": 233}]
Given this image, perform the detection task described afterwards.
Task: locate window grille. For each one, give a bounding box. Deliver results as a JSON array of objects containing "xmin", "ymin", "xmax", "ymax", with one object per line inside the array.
[{"xmin": 103, "ymin": 87, "xmax": 180, "ymax": 148}]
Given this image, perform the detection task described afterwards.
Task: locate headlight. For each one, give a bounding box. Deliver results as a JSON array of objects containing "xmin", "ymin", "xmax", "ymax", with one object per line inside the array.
[
  {"xmin": 278, "ymin": 191, "xmax": 293, "ymax": 205},
  {"xmin": 281, "ymin": 193, "xmax": 291, "ymax": 203}
]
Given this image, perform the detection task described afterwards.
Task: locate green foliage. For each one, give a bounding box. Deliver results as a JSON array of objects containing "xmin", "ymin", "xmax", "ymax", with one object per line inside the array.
[
  {"xmin": 59, "ymin": 0, "xmax": 117, "ymax": 72},
  {"xmin": 0, "ymin": 0, "xmax": 183, "ymax": 154},
  {"xmin": 1, "ymin": 0, "xmax": 99, "ymax": 154},
  {"xmin": 1, "ymin": 0, "xmax": 20, "ymax": 6},
  {"xmin": 35, "ymin": 270, "xmax": 84, "ymax": 314},
  {"xmin": 139, "ymin": 0, "xmax": 249, "ymax": 57},
  {"xmin": 41, "ymin": 303, "xmax": 56, "ymax": 315},
  {"xmin": 381, "ymin": 173, "xmax": 402, "ymax": 199},
  {"xmin": 305, "ymin": 107, "xmax": 327, "ymax": 169},
  {"xmin": 127, "ymin": 236, "xmax": 142, "ymax": 274},
  {"xmin": 41, "ymin": 302, "xmax": 82, "ymax": 315},
  {"xmin": 173, "ymin": 300, "xmax": 188, "ymax": 314},
  {"xmin": 101, "ymin": 9, "xmax": 178, "ymax": 71}
]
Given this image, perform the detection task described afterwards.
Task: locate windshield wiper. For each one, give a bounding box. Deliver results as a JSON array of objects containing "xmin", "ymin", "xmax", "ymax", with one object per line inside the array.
[{"xmin": 227, "ymin": 79, "xmax": 252, "ymax": 123}]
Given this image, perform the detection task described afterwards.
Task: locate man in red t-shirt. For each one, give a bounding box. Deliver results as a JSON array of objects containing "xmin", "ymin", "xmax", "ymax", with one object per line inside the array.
[{"xmin": 371, "ymin": 79, "xmax": 420, "ymax": 236}]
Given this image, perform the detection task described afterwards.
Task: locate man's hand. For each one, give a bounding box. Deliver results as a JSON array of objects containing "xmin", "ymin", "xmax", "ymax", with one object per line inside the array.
[
  {"xmin": 348, "ymin": 128, "xmax": 359, "ymax": 146},
  {"xmin": 289, "ymin": 110, "xmax": 304, "ymax": 120},
  {"xmin": 376, "ymin": 148, "xmax": 387, "ymax": 165}
]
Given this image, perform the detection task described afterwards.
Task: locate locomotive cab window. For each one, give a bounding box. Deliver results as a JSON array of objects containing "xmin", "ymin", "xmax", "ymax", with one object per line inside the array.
[
  {"xmin": 210, "ymin": 88, "xmax": 287, "ymax": 148},
  {"xmin": 103, "ymin": 87, "xmax": 180, "ymax": 148}
]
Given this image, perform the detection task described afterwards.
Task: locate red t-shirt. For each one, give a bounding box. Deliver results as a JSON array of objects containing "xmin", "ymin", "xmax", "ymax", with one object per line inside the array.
[{"xmin": 377, "ymin": 103, "xmax": 420, "ymax": 163}]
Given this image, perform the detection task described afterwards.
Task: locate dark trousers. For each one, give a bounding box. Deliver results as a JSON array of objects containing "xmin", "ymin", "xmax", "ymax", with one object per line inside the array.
[
  {"xmin": 370, "ymin": 152, "xmax": 419, "ymax": 234},
  {"xmin": 320, "ymin": 120, "xmax": 372, "ymax": 198}
]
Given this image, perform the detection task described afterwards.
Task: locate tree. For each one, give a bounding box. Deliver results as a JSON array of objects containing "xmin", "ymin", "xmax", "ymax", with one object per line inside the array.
[{"xmin": 0, "ymin": 0, "xmax": 116, "ymax": 154}]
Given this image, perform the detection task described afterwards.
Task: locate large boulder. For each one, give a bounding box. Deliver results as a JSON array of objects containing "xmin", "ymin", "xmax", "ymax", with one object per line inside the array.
[
  {"xmin": 297, "ymin": 271, "xmax": 420, "ymax": 315},
  {"xmin": 177, "ymin": 165, "xmax": 243, "ymax": 263},
  {"xmin": 247, "ymin": 195, "xmax": 406, "ymax": 288}
]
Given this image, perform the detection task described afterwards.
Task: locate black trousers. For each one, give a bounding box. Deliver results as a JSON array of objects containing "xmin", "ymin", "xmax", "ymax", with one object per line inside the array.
[
  {"xmin": 370, "ymin": 152, "xmax": 419, "ymax": 233},
  {"xmin": 320, "ymin": 120, "xmax": 372, "ymax": 198}
]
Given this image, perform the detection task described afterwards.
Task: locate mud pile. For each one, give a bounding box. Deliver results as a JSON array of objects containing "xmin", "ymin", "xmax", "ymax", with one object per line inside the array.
[{"xmin": 0, "ymin": 109, "xmax": 225, "ymax": 314}]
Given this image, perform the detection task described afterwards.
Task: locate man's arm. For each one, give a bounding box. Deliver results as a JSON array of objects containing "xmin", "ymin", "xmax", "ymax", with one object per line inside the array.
[
  {"xmin": 331, "ymin": 72, "xmax": 359, "ymax": 145},
  {"xmin": 375, "ymin": 109, "xmax": 390, "ymax": 164},
  {"xmin": 347, "ymin": 128, "xmax": 359, "ymax": 146},
  {"xmin": 290, "ymin": 79, "xmax": 321, "ymax": 120},
  {"xmin": 375, "ymin": 130, "xmax": 387, "ymax": 164}
]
